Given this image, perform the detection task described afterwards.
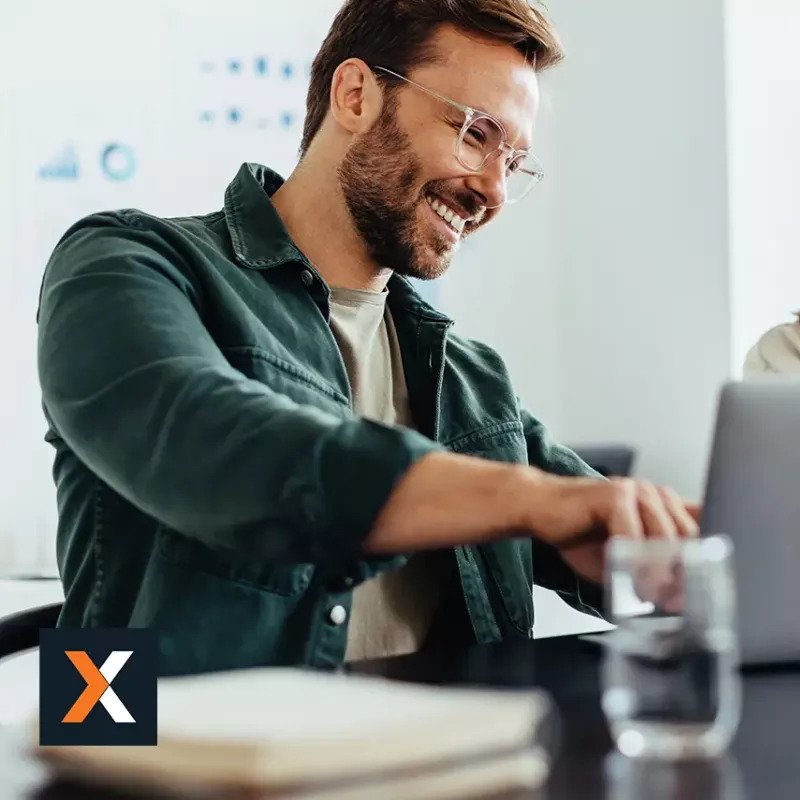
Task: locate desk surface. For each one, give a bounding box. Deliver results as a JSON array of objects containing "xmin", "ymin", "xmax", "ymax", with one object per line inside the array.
[{"xmin": 2, "ymin": 636, "xmax": 799, "ymax": 799}]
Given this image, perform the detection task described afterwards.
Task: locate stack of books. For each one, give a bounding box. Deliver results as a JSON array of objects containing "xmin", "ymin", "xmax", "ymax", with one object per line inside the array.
[{"xmin": 32, "ymin": 667, "xmax": 555, "ymax": 798}]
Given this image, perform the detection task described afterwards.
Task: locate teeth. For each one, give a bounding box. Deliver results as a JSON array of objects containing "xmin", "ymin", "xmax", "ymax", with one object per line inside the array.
[{"xmin": 425, "ymin": 194, "xmax": 468, "ymax": 235}]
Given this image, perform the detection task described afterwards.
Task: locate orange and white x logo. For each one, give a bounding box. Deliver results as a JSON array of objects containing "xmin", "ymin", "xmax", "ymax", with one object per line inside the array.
[{"xmin": 62, "ymin": 651, "xmax": 135, "ymax": 724}]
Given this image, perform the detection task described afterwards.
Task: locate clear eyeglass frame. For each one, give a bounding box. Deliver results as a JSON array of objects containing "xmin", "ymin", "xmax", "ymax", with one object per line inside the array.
[{"xmin": 372, "ymin": 65, "xmax": 544, "ymax": 207}]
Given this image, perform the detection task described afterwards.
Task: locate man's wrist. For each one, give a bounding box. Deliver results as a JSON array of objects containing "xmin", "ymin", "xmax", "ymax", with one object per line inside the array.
[{"xmin": 499, "ymin": 463, "xmax": 547, "ymax": 535}]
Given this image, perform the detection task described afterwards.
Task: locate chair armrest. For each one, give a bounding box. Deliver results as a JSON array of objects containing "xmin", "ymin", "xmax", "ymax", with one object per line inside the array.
[{"xmin": 0, "ymin": 602, "xmax": 63, "ymax": 659}]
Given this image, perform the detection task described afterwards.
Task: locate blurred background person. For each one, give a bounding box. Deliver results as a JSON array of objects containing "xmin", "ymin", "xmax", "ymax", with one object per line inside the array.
[{"xmin": 743, "ymin": 313, "xmax": 800, "ymax": 377}]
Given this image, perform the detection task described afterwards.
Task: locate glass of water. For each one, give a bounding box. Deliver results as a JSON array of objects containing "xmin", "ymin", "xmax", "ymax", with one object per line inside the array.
[
  {"xmin": 601, "ymin": 535, "xmax": 741, "ymax": 760},
  {"xmin": 605, "ymin": 752, "xmax": 746, "ymax": 800}
]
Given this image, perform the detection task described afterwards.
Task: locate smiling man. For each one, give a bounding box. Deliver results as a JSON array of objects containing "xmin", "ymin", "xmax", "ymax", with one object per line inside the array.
[{"xmin": 37, "ymin": 0, "xmax": 698, "ymax": 676}]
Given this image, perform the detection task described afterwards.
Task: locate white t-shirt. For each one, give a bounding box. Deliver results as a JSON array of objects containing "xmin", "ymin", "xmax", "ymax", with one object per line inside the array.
[{"xmin": 327, "ymin": 286, "xmax": 447, "ymax": 663}]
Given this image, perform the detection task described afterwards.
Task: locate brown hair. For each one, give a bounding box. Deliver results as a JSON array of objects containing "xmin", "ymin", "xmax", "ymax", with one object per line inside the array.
[{"xmin": 300, "ymin": 0, "xmax": 564, "ymax": 155}]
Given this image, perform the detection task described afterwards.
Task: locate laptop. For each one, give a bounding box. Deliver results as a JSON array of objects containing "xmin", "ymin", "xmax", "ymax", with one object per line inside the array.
[{"xmin": 700, "ymin": 379, "xmax": 800, "ymax": 666}]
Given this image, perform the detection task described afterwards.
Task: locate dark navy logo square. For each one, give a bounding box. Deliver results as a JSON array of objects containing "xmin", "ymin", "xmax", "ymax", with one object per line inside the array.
[{"xmin": 39, "ymin": 628, "xmax": 157, "ymax": 747}]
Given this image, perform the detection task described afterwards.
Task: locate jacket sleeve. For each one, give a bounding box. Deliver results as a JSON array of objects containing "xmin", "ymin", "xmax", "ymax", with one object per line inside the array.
[
  {"xmin": 519, "ymin": 404, "xmax": 607, "ymax": 618},
  {"xmin": 37, "ymin": 214, "xmax": 442, "ymax": 566}
]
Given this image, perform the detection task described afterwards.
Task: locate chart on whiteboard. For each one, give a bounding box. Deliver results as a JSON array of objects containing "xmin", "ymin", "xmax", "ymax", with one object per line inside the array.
[{"xmin": 164, "ymin": 12, "xmax": 322, "ymax": 211}]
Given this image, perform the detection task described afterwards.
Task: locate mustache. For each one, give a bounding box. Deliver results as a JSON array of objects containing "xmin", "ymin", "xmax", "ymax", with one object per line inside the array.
[{"xmin": 423, "ymin": 181, "xmax": 487, "ymax": 226}]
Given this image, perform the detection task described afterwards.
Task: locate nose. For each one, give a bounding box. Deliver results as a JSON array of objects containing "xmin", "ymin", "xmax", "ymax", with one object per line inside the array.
[{"xmin": 463, "ymin": 156, "xmax": 507, "ymax": 210}]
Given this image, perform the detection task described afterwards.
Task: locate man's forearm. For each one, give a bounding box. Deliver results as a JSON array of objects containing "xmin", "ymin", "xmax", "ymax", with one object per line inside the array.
[{"xmin": 364, "ymin": 451, "xmax": 539, "ymax": 554}]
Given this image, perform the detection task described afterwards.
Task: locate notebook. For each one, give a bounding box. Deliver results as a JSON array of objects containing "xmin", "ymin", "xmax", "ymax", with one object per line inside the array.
[{"xmin": 31, "ymin": 667, "xmax": 554, "ymax": 798}]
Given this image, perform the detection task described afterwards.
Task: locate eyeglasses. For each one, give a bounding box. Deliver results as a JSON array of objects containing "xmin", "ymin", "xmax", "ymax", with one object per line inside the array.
[{"xmin": 372, "ymin": 66, "xmax": 544, "ymax": 207}]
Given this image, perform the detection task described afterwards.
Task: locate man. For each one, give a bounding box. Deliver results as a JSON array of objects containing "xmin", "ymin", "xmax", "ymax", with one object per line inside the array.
[{"xmin": 37, "ymin": 0, "xmax": 697, "ymax": 676}]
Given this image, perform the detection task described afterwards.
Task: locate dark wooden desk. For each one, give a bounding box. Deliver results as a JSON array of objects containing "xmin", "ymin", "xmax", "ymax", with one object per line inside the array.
[
  {"xmin": 353, "ymin": 636, "xmax": 800, "ymax": 800},
  {"xmin": 2, "ymin": 636, "xmax": 799, "ymax": 798}
]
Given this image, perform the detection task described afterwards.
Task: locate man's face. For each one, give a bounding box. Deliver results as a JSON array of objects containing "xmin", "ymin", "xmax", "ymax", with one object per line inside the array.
[{"xmin": 337, "ymin": 25, "xmax": 540, "ymax": 281}]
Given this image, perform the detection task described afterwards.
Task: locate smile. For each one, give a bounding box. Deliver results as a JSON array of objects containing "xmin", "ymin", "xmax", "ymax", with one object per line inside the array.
[{"xmin": 425, "ymin": 194, "xmax": 470, "ymax": 234}]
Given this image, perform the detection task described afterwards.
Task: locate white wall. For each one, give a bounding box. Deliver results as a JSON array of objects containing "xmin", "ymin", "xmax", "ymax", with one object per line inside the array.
[
  {"xmin": 725, "ymin": 0, "xmax": 800, "ymax": 369},
  {"xmin": 445, "ymin": 142, "xmax": 566, "ymax": 433},
  {"xmin": 553, "ymin": 0, "xmax": 732, "ymax": 502}
]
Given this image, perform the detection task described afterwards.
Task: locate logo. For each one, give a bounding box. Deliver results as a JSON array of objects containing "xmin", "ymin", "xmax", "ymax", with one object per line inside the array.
[
  {"xmin": 39, "ymin": 629, "xmax": 157, "ymax": 746},
  {"xmin": 100, "ymin": 143, "xmax": 136, "ymax": 182},
  {"xmin": 38, "ymin": 144, "xmax": 79, "ymax": 181}
]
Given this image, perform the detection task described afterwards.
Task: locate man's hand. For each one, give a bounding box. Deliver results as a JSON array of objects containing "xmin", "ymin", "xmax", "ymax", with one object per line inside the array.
[
  {"xmin": 366, "ymin": 453, "xmax": 700, "ymax": 586},
  {"xmin": 516, "ymin": 474, "xmax": 700, "ymax": 584}
]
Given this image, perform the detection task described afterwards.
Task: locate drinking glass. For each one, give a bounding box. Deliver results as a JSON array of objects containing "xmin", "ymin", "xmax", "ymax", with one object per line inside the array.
[
  {"xmin": 601, "ymin": 535, "xmax": 741, "ymax": 760},
  {"xmin": 605, "ymin": 752, "xmax": 746, "ymax": 799}
]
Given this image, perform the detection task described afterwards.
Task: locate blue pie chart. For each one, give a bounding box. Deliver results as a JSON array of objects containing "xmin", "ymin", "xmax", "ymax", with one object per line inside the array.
[{"xmin": 101, "ymin": 143, "xmax": 136, "ymax": 181}]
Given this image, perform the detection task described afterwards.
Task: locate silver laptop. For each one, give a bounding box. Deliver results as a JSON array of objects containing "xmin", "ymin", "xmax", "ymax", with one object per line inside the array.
[{"xmin": 700, "ymin": 379, "xmax": 800, "ymax": 665}]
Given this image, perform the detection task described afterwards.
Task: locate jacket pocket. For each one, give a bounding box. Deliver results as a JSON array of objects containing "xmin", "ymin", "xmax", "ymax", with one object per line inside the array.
[
  {"xmin": 445, "ymin": 422, "xmax": 527, "ymax": 463},
  {"xmin": 156, "ymin": 525, "xmax": 314, "ymax": 596},
  {"xmin": 131, "ymin": 540, "xmax": 306, "ymax": 676}
]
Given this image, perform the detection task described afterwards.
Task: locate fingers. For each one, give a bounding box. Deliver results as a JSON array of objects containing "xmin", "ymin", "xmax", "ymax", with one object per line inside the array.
[
  {"xmin": 606, "ymin": 481, "xmax": 694, "ymax": 614},
  {"xmin": 633, "ymin": 559, "xmax": 685, "ymax": 613},
  {"xmin": 683, "ymin": 501, "xmax": 703, "ymax": 524},
  {"xmin": 603, "ymin": 479, "xmax": 699, "ymax": 540},
  {"xmin": 658, "ymin": 487, "xmax": 700, "ymax": 538},
  {"xmin": 605, "ymin": 479, "xmax": 644, "ymax": 540},
  {"xmin": 637, "ymin": 482, "xmax": 679, "ymax": 539}
]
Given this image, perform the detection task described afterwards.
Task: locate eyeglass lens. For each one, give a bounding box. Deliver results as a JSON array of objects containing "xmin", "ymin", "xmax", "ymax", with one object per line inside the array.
[{"xmin": 457, "ymin": 116, "xmax": 543, "ymax": 202}]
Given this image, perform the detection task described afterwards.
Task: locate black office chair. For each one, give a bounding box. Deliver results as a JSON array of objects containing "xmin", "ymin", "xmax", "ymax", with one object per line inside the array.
[
  {"xmin": 570, "ymin": 445, "xmax": 637, "ymax": 478},
  {"xmin": 0, "ymin": 602, "xmax": 63, "ymax": 660}
]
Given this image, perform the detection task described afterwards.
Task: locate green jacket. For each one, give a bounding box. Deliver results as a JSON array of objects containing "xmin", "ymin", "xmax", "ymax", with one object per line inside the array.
[{"xmin": 37, "ymin": 163, "xmax": 604, "ymax": 676}]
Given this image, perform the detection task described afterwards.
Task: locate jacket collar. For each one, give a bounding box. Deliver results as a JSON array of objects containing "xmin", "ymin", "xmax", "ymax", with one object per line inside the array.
[
  {"xmin": 386, "ymin": 275, "xmax": 452, "ymax": 324},
  {"xmin": 224, "ymin": 163, "xmax": 311, "ymax": 270},
  {"xmin": 224, "ymin": 162, "xmax": 452, "ymax": 324}
]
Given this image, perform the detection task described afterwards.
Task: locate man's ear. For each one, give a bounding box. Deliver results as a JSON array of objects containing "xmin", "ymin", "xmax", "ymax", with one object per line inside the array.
[{"xmin": 329, "ymin": 59, "xmax": 384, "ymax": 136}]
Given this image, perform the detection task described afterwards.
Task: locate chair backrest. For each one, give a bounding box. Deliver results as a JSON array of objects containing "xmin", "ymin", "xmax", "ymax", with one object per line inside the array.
[
  {"xmin": 0, "ymin": 602, "xmax": 63, "ymax": 660},
  {"xmin": 570, "ymin": 445, "xmax": 637, "ymax": 478}
]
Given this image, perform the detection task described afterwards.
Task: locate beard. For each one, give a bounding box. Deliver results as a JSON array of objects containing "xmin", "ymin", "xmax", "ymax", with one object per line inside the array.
[{"xmin": 337, "ymin": 107, "xmax": 482, "ymax": 281}]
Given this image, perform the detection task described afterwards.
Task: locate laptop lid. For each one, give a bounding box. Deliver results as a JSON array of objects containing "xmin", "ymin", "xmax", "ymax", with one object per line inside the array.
[{"xmin": 700, "ymin": 380, "xmax": 800, "ymax": 665}]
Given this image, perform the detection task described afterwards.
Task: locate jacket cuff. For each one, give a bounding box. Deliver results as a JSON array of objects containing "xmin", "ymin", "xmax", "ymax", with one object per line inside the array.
[{"xmin": 280, "ymin": 420, "xmax": 442, "ymax": 566}]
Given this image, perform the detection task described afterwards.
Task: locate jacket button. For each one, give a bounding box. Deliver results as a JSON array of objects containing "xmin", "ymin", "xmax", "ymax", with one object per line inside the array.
[
  {"xmin": 300, "ymin": 269, "xmax": 314, "ymax": 287},
  {"xmin": 329, "ymin": 605, "xmax": 347, "ymax": 625}
]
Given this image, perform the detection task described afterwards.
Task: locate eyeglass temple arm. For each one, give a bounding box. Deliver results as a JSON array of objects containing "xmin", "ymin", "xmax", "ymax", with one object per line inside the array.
[
  {"xmin": 372, "ymin": 65, "xmax": 477, "ymax": 118},
  {"xmin": 373, "ymin": 65, "xmax": 535, "ymax": 166}
]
